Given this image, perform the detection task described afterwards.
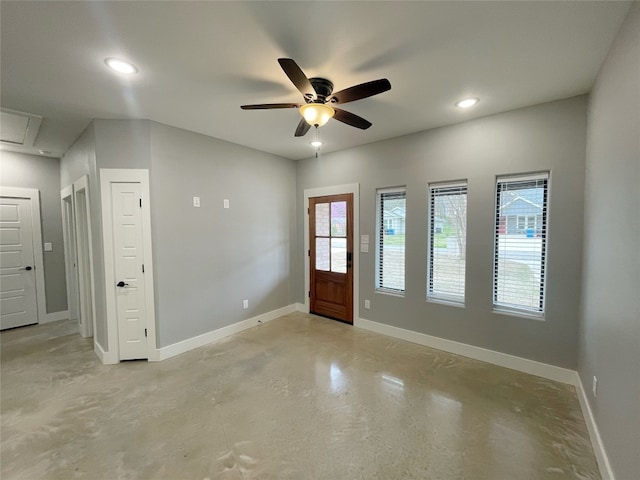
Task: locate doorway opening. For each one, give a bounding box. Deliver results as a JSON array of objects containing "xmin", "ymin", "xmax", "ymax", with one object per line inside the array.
[{"xmin": 304, "ymin": 184, "xmax": 359, "ymax": 325}]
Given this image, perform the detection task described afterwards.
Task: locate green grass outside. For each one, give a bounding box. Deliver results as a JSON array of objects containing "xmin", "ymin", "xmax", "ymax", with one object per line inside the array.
[
  {"xmin": 383, "ymin": 233, "xmax": 448, "ymax": 248},
  {"xmin": 383, "ymin": 234, "xmax": 405, "ymax": 246}
]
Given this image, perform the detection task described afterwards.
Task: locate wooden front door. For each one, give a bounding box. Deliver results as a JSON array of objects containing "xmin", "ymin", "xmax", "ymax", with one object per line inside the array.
[{"xmin": 309, "ymin": 194, "xmax": 353, "ymax": 323}]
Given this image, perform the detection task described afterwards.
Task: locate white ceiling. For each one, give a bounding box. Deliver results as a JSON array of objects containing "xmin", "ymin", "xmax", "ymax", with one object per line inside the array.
[{"xmin": 0, "ymin": 1, "xmax": 631, "ymax": 160}]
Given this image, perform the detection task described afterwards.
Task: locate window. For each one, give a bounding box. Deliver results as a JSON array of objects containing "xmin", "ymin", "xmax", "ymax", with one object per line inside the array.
[
  {"xmin": 376, "ymin": 187, "xmax": 406, "ymax": 294},
  {"xmin": 494, "ymin": 172, "xmax": 549, "ymax": 316},
  {"xmin": 427, "ymin": 181, "xmax": 467, "ymax": 304}
]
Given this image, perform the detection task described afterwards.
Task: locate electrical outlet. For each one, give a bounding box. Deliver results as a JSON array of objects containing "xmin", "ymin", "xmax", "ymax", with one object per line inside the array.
[
  {"xmin": 193, "ymin": 196, "xmax": 200, "ymax": 207},
  {"xmin": 592, "ymin": 376, "xmax": 598, "ymax": 397},
  {"xmin": 243, "ymin": 299, "xmax": 248, "ymax": 309},
  {"xmin": 364, "ymin": 299, "xmax": 371, "ymax": 309}
]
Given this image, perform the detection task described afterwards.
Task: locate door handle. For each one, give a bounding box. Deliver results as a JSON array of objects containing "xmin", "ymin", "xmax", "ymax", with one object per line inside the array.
[
  {"xmin": 116, "ymin": 281, "xmax": 129, "ymax": 287},
  {"xmin": 19, "ymin": 266, "xmax": 33, "ymax": 271}
]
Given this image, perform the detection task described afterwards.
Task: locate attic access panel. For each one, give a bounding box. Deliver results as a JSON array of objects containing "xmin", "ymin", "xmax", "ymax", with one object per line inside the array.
[{"xmin": 0, "ymin": 109, "xmax": 42, "ymax": 146}]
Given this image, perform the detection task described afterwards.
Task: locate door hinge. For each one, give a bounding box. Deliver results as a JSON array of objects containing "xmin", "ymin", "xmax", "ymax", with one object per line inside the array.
[
  {"xmin": 144, "ymin": 328, "xmax": 148, "ymax": 337},
  {"xmin": 139, "ymin": 198, "xmax": 142, "ymax": 208},
  {"xmin": 142, "ymin": 264, "xmax": 145, "ymax": 273},
  {"xmin": 308, "ymin": 291, "xmax": 311, "ymax": 298},
  {"xmin": 308, "ymin": 249, "xmax": 310, "ymax": 257},
  {"xmin": 307, "ymin": 207, "xmax": 309, "ymax": 214}
]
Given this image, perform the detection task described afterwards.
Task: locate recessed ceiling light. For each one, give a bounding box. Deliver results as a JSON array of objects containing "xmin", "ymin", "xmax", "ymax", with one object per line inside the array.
[
  {"xmin": 104, "ymin": 57, "xmax": 138, "ymax": 74},
  {"xmin": 310, "ymin": 140, "xmax": 322, "ymax": 148},
  {"xmin": 455, "ymin": 97, "xmax": 479, "ymax": 109}
]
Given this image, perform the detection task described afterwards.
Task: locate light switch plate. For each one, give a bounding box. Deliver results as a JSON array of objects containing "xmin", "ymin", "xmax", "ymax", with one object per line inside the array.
[
  {"xmin": 361, "ymin": 235, "xmax": 369, "ymax": 244},
  {"xmin": 360, "ymin": 243, "xmax": 369, "ymax": 253},
  {"xmin": 223, "ymin": 199, "xmax": 230, "ymax": 209},
  {"xmin": 193, "ymin": 196, "xmax": 200, "ymax": 207},
  {"xmin": 44, "ymin": 242, "xmax": 53, "ymax": 251}
]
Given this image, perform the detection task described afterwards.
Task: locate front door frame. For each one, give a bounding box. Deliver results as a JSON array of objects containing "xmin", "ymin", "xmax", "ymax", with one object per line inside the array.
[
  {"xmin": 100, "ymin": 168, "xmax": 157, "ymax": 364},
  {"xmin": 304, "ymin": 184, "xmax": 359, "ymax": 324},
  {"xmin": 0, "ymin": 187, "xmax": 47, "ymax": 325}
]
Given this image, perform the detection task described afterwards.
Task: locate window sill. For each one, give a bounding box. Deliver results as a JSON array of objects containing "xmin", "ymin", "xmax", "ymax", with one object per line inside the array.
[
  {"xmin": 427, "ymin": 297, "xmax": 465, "ymax": 308},
  {"xmin": 493, "ymin": 307, "xmax": 545, "ymax": 321},
  {"xmin": 375, "ymin": 288, "xmax": 405, "ymax": 298}
]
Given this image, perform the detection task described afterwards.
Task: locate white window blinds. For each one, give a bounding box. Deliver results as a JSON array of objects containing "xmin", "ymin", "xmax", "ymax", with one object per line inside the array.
[
  {"xmin": 428, "ymin": 182, "xmax": 467, "ymax": 303},
  {"xmin": 494, "ymin": 172, "xmax": 549, "ymax": 315},
  {"xmin": 376, "ymin": 188, "xmax": 406, "ymax": 294}
]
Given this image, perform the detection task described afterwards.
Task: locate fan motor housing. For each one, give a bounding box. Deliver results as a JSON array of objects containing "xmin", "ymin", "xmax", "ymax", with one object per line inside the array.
[{"xmin": 307, "ymin": 77, "xmax": 334, "ymax": 102}]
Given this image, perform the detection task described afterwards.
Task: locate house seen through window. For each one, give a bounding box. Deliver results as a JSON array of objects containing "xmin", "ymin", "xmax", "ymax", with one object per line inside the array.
[{"xmin": 494, "ymin": 172, "xmax": 549, "ymax": 316}]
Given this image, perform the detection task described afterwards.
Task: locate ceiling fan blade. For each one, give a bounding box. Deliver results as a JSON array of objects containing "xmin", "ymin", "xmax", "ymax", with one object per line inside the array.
[
  {"xmin": 241, "ymin": 103, "xmax": 300, "ymax": 110},
  {"xmin": 294, "ymin": 118, "xmax": 311, "ymax": 137},
  {"xmin": 328, "ymin": 79, "xmax": 391, "ymax": 104},
  {"xmin": 333, "ymin": 108, "xmax": 372, "ymax": 130},
  {"xmin": 278, "ymin": 58, "xmax": 315, "ymax": 99}
]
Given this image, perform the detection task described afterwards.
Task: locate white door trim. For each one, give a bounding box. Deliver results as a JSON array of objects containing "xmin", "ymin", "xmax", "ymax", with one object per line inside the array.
[
  {"xmin": 100, "ymin": 168, "xmax": 157, "ymax": 362},
  {"xmin": 61, "ymin": 185, "xmax": 79, "ymax": 328},
  {"xmin": 303, "ymin": 183, "xmax": 360, "ymax": 324},
  {"xmin": 0, "ymin": 186, "xmax": 47, "ymax": 324},
  {"xmin": 73, "ymin": 175, "xmax": 96, "ymax": 338}
]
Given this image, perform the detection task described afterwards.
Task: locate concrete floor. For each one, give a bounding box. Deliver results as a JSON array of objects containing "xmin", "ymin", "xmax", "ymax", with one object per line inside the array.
[{"xmin": 1, "ymin": 312, "xmax": 599, "ymax": 479}]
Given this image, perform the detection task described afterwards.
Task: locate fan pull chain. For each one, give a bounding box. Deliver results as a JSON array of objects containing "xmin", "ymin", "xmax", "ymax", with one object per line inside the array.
[{"xmin": 315, "ymin": 126, "xmax": 320, "ymax": 158}]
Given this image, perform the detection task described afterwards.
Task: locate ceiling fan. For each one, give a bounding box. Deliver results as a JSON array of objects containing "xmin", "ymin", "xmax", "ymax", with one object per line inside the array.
[{"xmin": 241, "ymin": 58, "xmax": 391, "ymax": 137}]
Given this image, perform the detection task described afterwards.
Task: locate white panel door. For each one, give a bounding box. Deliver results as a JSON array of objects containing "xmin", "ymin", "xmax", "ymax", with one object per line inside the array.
[
  {"xmin": 0, "ymin": 197, "xmax": 37, "ymax": 330},
  {"xmin": 112, "ymin": 183, "xmax": 148, "ymax": 360}
]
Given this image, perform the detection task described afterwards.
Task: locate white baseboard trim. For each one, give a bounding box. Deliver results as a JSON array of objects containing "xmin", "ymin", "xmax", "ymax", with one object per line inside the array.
[
  {"xmin": 155, "ymin": 304, "xmax": 297, "ymax": 361},
  {"xmin": 295, "ymin": 303, "xmax": 307, "ymax": 313},
  {"xmin": 355, "ymin": 317, "xmax": 577, "ymax": 385},
  {"xmin": 94, "ymin": 341, "xmax": 118, "ymax": 365},
  {"xmin": 574, "ymin": 373, "xmax": 615, "ymax": 480},
  {"xmin": 41, "ymin": 310, "xmax": 69, "ymax": 324}
]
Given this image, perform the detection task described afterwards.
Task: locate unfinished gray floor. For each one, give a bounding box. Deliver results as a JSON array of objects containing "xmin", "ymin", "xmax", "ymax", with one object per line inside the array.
[{"xmin": 1, "ymin": 312, "xmax": 599, "ymax": 479}]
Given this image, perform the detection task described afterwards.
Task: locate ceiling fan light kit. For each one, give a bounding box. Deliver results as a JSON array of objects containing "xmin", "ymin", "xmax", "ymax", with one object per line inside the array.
[
  {"xmin": 300, "ymin": 103, "xmax": 335, "ymax": 127},
  {"xmin": 241, "ymin": 58, "xmax": 391, "ymax": 138}
]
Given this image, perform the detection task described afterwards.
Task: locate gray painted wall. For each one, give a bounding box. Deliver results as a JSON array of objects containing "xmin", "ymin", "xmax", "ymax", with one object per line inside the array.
[
  {"xmin": 60, "ymin": 123, "xmax": 108, "ymax": 348},
  {"xmin": 579, "ymin": 3, "xmax": 640, "ymax": 478},
  {"xmin": 61, "ymin": 119, "xmax": 153, "ymax": 351},
  {"xmin": 1, "ymin": 151, "xmax": 67, "ymax": 313},
  {"xmin": 92, "ymin": 120, "xmax": 152, "ymax": 351},
  {"xmin": 61, "ymin": 119, "xmax": 297, "ymax": 352},
  {"xmin": 296, "ymin": 96, "xmax": 587, "ymax": 369},
  {"xmin": 149, "ymin": 122, "xmax": 297, "ymax": 347}
]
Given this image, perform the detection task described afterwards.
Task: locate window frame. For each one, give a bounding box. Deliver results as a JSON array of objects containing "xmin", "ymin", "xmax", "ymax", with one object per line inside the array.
[
  {"xmin": 493, "ymin": 171, "xmax": 550, "ymax": 318},
  {"xmin": 427, "ymin": 180, "xmax": 468, "ymax": 305},
  {"xmin": 375, "ymin": 187, "xmax": 407, "ymax": 296}
]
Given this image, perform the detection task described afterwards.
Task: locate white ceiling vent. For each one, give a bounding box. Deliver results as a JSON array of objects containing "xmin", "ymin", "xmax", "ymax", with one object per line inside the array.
[{"xmin": 0, "ymin": 108, "xmax": 43, "ymax": 147}]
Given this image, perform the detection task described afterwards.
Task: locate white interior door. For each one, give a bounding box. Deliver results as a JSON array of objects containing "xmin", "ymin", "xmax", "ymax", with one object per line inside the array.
[
  {"xmin": 112, "ymin": 182, "xmax": 148, "ymax": 360},
  {"xmin": 0, "ymin": 197, "xmax": 38, "ymax": 329}
]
